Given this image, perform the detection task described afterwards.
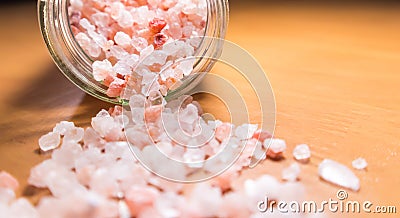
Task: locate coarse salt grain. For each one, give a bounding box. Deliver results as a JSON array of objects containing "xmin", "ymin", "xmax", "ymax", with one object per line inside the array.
[
  {"xmin": 263, "ymin": 138, "xmax": 286, "ymax": 160},
  {"xmin": 38, "ymin": 132, "xmax": 61, "ymax": 152},
  {"xmin": 352, "ymin": 157, "xmax": 368, "ymax": 170},
  {"xmin": 293, "ymin": 144, "xmax": 311, "ymax": 163},
  {"xmin": 318, "ymin": 159, "xmax": 360, "ymax": 191},
  {"xmin": 282, "ymin": 163, "xmax": 301, "ymax": 182}
]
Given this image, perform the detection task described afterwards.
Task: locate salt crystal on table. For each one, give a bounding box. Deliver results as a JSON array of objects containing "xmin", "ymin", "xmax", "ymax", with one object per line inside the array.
[
  {"xmin": 0, "ymin": 171, "xmax": 19, "ymax": 191},
  {"xmin": 263, "ymin": 138, "xmax": 286, "ymax": 160},
  {"xmin": 352, "ymin": 158, "xmax": 368, "ymax": 170},
  {"xmin": 282, "ymin": 163, "xmax": 301, "ymax": 182},
  {"xmin": 52, "ymin": 121, "xmax": 75, "ymax": 135},
  {"xmin": 318, "ymin": 159, "xmax": 360, "ymax": 191},
  {"xmin": 293, "ymin": 144, "xmax": 311, "ymax": 163},
  {"xmin": 38, "ymin": 132, "xmax": 61, "ymax": 152}
]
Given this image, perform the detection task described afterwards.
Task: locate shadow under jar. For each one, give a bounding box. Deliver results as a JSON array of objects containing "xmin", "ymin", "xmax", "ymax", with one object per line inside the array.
[{"xmin": 38, "ymin": 0, "xmax": 229, "ymax": 104}]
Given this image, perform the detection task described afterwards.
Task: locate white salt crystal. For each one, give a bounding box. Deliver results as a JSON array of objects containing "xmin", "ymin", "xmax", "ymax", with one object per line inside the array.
[
  {"xmin": 92, "ymin": 59, "xmax": 114, "ymax": 81},
  {"xmin": 9, "ymin": 198, "xmax": 40, "ymax": 218},
  {"xmin": 282, "ymin": 163, "xmax": 301, "ymax": 182},
  {"xmin": 114, "ymin": 32, "xmax": 131, "ymax": 47},
  {"xmin": 318, "ymin": 159, "xmax": 360, "ymax": 191},
  {"xmin": 53, "ymin": 121, "xmax": 75, "ymax": 135},
  {"xmin": 91, "ymin": 12, "xmax": 110, "ymax": 28},
  {"xmin": 352, "ymin": 158, "xmax": 368, "ymax": 170},
  {"xmin": 109, "ymin": 46, "xmax": 129, "ymax": 60},
  {"xmin": 118, "ymin": 200, "xmax": 131, "ymax": 218},
  {"xmin": 69, "ymin": 0, "xmax": 83, "ymax": 10},
  {"xmin": 0, "ymin": 188, "xmax": 15, "ymax": 204},
  {"xmin": 244, "ymin": 175, "xmax": 280, "ymax": 212},
  {"xmin": 79, "ymin": 18, "xmax": 95, "ymax": 31},
  {"xmin": 263, "ymin": 138, "xmax": 286, "ymax": 159},
  {"xmin": 64, "ymin": 127, "xmax": 84, "ymax": 143},
  {"xmin": 142, "ymin": 51, "xmax": 168, "ymax": 66},
  {"xmin": 39, "ymin": 132, "xmax": 61, "ymax": 152},
  {"xmin": 293, "ymin": 144, "xmax": 311, "ymax": 163},
  {"xmin": 235, "ymin": 124, "xmax": 258, "ymax": 140},
  {"xmin": 178, "ymin": 104, "xmax": 198, "ymax": 125}
]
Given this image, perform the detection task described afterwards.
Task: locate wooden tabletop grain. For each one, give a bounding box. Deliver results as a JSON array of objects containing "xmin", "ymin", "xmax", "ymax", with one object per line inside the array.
[{"xmin": 0, "ymin": 3, "xmax": 399, "ymax": 217}]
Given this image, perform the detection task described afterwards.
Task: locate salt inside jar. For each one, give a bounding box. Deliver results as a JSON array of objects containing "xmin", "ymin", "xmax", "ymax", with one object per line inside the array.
[{"xmin": 38, "ymin": 0, "xmax": 229, "ymax": 104}]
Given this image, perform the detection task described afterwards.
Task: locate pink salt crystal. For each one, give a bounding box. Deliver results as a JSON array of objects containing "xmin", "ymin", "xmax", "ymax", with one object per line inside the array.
[
  {"xmin": 149, "ymin": 18, "xmax": 167, "ymax": 33},
  {"xmin": 144, "ymin": 105, "xmax": 163, "ymax": 123},
  {"xmin": 293, "ymin": 144, "xmax": 311, "ymax": 163},
  {"xmin": 318, "ymin": 159, "xmax": 360, "ymax": 191},
  {"xmin": 0, "ymin": 172, "xmax": 19, "ymax": 191},
  {"xmin": 212, "ymin": 167, "xmax": 239, "ymax": 191},
  {"xmin": 352, "ymin": 158, "xmax": 368, "ymax": 170},
  {"xmin": 252, "ymin": 129, "xmax": 272, "ymax": 142},
  {"xmin": 215, "ymin": 123, "xmax": 232, "ymax": 142},
  {"xmin": 153, "ymin": 33, "xmax": 169, "ymax": 48},
  {"xmin": 106, "ymin": 77, "xmax": 126, "ymax": 97},
  {"xmin": 92, "ymin": 59, "xmax": 114, "ymax": 81},
  {"xmin": 125, "ymin": 186, "xmax": 160, "ymax": 217},
  {"xmin": 263, "ymin": 138, "xmax": 286, "ymax": 160},
  {"xmin": 38, "ymin": 132, "xmax": 61, "ymax": 152},
  {"xmin": 137, "ymin": 207, "xmax": 162, "ymax": 218},
  {"xmin": 282, "ymin": 163, "xmax": 301, "ymax": 182}
]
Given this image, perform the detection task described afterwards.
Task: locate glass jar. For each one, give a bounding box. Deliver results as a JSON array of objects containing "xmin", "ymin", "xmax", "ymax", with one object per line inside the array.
[{"xmin": 38, "ymin": 0, "xmax": 229, "ymax": 104}]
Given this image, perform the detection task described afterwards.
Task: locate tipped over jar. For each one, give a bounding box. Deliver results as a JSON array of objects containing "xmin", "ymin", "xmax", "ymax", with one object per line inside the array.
[{"xmin": 38, "ymin": 0, "xmax": 229, "ymax": 104}]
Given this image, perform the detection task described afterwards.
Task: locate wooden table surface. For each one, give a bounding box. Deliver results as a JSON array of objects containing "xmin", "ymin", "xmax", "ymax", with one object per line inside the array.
[{"xmin": 0, "ymin": 2, "xmax": 399, "ymax": 217}]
